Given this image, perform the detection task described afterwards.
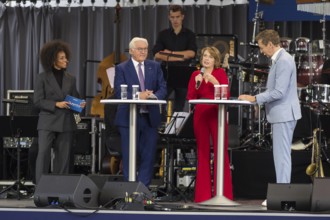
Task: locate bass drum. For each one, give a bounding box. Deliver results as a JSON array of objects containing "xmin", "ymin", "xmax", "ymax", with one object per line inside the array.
[{"xmin": 295, "ymin": 54, "xmax": 324, "ymax": 86}]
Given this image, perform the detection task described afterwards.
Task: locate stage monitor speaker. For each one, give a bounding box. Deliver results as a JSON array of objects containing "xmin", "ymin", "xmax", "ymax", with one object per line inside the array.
[
  {"xmin": 99, "ymin": 181, "xmax": 152, "ymax": 207},
  {"xmin": 267, "ymin": 183, "xmax": 312, "ymax": 211},
  {"xmin": 88, "ymin": 174, "xmax": 125, "ymax": 190},
  {"xmin": 311, "ymin": 177, "xmax": 330, "ymax": 212},
  {"xmin": 34, "ymin": 174, "xmax": 99, "ymax": 208}
]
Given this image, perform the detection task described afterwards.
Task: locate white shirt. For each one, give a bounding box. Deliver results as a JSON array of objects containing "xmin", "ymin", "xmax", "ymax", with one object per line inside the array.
[{"xmin": 132, "ymin": 58, "xmax": 145, "ymax": 80}]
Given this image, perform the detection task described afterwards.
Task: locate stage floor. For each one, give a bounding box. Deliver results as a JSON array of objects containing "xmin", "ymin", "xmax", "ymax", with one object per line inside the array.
[{"xmin": 1, "ymin": 197, "xmax": 330, "ymax": 220}]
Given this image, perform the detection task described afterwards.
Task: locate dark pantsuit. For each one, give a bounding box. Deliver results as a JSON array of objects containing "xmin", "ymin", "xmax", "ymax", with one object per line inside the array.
[{"xmin": 36, "ymin": 130, "xmax": 73, "ymax": 184}]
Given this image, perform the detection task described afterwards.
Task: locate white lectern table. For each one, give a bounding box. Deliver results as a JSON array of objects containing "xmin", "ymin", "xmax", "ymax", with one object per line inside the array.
[
  {"xmin": 189, "ymin": 99, "xmax": 254, "ymax": 206},
  {"xmin": 100, "ymin": 99, "xmax": 166, "ymax": 181}
]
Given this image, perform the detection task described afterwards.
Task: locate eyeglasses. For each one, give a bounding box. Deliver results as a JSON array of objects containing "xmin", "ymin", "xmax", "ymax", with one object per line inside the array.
[{"xmin": 134, "ymin": 48, "xmax": 148, "ymax": 52}]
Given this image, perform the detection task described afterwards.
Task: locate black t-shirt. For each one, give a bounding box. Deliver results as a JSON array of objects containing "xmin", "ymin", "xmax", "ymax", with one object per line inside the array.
[{"xmin": 152, "ymin": 27, "xmax": 197, "ymax": 58}]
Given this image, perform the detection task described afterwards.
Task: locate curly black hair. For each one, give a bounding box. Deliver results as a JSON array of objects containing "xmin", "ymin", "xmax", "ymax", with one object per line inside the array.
[{"xmin": 40, "ymin": 39, "xmax": 71, "ymax": 71}]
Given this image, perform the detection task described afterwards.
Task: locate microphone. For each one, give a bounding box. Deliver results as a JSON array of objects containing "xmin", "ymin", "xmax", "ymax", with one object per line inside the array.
[{"xmin": 196, "ymin": 67, "xmax": 205, "ymax": 89}]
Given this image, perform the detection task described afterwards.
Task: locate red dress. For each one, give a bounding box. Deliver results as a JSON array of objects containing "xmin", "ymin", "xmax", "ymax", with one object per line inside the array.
[{"xmin": 186, "ymin": 68, "xmax": 233, "ymax": 203}]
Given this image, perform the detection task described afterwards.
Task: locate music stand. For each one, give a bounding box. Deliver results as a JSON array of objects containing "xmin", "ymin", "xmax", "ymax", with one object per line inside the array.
[
  {"xmin": 0, "ymin": 113, "xmax": 38, "ymax": 199},
  {"xmin": 160, "ymin": 112, "xmax": 195, "ymax": 202}
]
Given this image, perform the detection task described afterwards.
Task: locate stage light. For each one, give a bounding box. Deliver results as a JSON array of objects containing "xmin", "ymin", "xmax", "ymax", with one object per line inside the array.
[
  {"xmin": 67, "ymin": 0, "xmax": 72, "ymax": 12},
  {"xmin": 206, "ymin": 0, "xmax": 210, "ymax": 9},
  {"xmin": 103, "ymin": 0, "xmax": 107, "ymax": 9},
  {"xmin": 194, "ymin": 0, "xmax": 199, "ymax": 7},
  {"xmin": 79, "ymin": 0, "xmax": 83, "ymax": 11},
  {"xmin": 91, "ymin": 0, "xmax": 95, "ymax": 11}
]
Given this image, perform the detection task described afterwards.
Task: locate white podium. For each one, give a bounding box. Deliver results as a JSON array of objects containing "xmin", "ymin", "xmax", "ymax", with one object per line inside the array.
[
  {"xmin": 100, "ymin": 99, "xmax": 166, "ymax": 181},
  {"xmin": 189, "ymin": 99, "xmax": 254, "ymax": 206}
]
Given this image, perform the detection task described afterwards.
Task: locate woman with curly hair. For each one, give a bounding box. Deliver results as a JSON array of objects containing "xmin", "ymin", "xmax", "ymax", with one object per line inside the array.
[{"xmin": 34, "ymin": 40, "xmax": 85, "ymax": 184}]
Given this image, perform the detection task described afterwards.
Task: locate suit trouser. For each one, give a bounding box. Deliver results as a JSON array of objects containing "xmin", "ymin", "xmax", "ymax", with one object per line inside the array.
[
  {"xmin": 36, "ymin": 130, "xmax": 73, "ymax": 184},
  {"xmin": 272, "ymin": 120, "xmax": 297, "ymax": 183},
  {"xmin": 118, "ymin": 113, "xmax": 158, "ymax": 187}
]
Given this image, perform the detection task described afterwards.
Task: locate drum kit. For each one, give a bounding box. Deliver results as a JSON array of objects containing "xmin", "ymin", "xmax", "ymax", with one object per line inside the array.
[
  {"xmin": 282, "ymin": 37, "xmax": 330, "ymax": 115},
  {"xmin": 238, "ymin": 36, "xmax": 330, "ymax": 150}
]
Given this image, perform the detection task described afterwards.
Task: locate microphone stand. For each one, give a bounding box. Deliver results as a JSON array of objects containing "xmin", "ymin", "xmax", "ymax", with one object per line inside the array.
[{"xmin": 1, "ymin": 99, "xmax": 27, "ymax": 200}]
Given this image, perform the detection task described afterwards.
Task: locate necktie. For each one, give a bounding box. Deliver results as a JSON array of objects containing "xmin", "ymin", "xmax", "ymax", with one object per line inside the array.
[{"xmin": 138, "ymin": 63, "xmax": 145, "ymax": 91}]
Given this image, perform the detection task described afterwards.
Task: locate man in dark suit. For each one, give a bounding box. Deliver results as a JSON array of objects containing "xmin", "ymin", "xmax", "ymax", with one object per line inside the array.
[
  {"xmin": 34, "ymin": 40, "xmax": 85, "ymax": 184},
  {"xmin": 114, "ymin": 37, "xmax": 167, "ymax": 187}
]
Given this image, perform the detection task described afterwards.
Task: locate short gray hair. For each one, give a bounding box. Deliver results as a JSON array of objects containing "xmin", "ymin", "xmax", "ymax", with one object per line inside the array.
[{"xmin": 129, "ymin": 37, "xmax": 148, "ymax": 49}]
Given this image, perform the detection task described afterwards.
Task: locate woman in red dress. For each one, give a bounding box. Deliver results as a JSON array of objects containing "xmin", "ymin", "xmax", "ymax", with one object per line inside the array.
[{"xmin": 187, "ymin": 47, "xmax": 233, "ymax": 203}]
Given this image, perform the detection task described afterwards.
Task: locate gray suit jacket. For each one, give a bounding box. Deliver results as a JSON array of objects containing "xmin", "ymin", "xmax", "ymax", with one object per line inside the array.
[
  {"xmin": 256, "ymin": 49, "xmax": 302, "ymax": 123},
  {"xmin": 34, "ymin": 71, "xmax": 80, "ymax": 132}
]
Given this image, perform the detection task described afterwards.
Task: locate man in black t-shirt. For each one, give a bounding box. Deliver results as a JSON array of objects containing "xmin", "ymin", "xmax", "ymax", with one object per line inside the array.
[
  {"xmin": 153, "ymin": 5, "xmax": 197, "ymax": 112},
  {"xmin": 153, "ymin": 5, "xmax": 197, "ymax": 63}
]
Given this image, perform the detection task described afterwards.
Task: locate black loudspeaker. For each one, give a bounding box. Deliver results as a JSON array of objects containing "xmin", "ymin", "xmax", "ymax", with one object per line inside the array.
[
  {"xmin": 99, "ymin": 181, "xmax": 152, "ymax": 207},
  {"xmin": 34, "ymin": 174, "xmax": 99, "ymax": 208},
  {"xmin": 88, "ymin": 174, "xmax": 125, "ymax": 190},
  {"xmin": 311, "ymin": 178, "xmax": 330, "ymax": 212},
  {"xmin": 267, "ymin": 183, "xmax": 312, "ymax": 211}
]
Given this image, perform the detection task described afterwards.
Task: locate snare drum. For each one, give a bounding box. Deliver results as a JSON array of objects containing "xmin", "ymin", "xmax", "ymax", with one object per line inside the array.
[{"xmin": 310, "ymin": 84, "xmax": 330, "ymax": 104}]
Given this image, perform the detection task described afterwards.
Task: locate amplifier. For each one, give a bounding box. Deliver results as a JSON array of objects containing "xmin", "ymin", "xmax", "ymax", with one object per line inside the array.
[
  {"xmin": 6, "ymin": 90, "xmax": 37, "ymax": 116},
  {"xmin": 74, "ymin": 154, "xmax": 92, "ymax": 166},
  {"xmin": 73, "ymin": 119, "xmax": 92, "ymax": 155},
  {"xmin": 2, "ymin": 137, "xmax": 33, "ymax": 148}
]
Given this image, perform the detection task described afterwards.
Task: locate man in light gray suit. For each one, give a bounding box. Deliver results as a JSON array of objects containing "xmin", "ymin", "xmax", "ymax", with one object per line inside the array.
[{"xmin": 239, "ymin": 29, "xmax": 302, "ymax": 206}]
